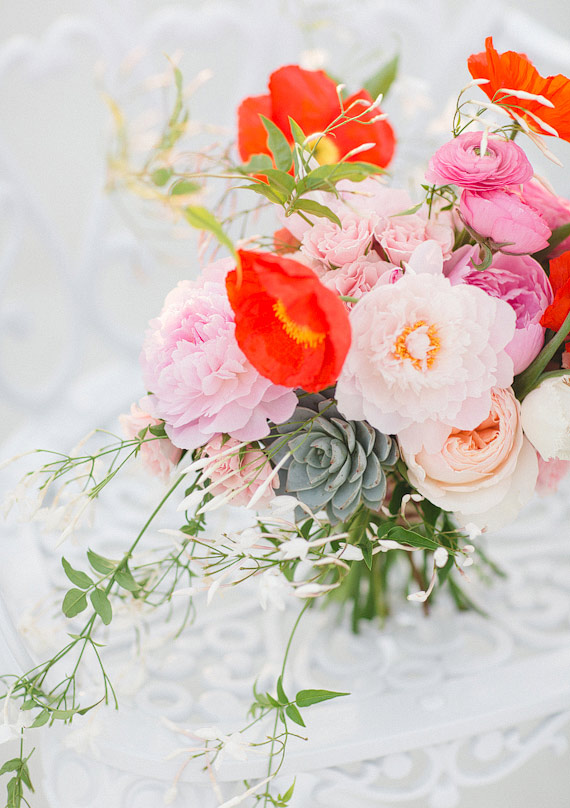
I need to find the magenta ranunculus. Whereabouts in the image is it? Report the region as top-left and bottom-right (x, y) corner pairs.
(140, 258), (298, 450)
(445, 246), (553, 374)
(520, 178), (570, 257)
(426, 132), (533, 191)
(460, 189), (551, 255)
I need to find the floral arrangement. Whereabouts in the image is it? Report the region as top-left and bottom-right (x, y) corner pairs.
(2, 36), (570, 808)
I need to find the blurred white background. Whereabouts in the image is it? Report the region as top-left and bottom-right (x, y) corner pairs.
(0, 2), (570, 806)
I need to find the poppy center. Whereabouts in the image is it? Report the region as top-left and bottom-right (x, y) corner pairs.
(273, 299), (326, 348)
(393, 320), (440, 370)
(307, 135), (341, 165)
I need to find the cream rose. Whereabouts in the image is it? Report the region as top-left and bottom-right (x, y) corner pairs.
(521, 375), (570, 461)
(403, 388), (539, 531)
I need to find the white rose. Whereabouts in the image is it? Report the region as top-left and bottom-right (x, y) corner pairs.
(521, 375), (570, 461)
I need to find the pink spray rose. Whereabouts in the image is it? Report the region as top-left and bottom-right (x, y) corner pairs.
(460, 189), (551, 255)
(376, 211), (454, 265)
(301, 210), (376, 268)
(140, 258), (298, 450)
(426, 132), (533, 191)
(319, 256), (401, 307)
(520, 179), (570, 257)
(120, 396), (182, 480)
(445, 246), (553, 374)
(201, 435), (278, 509)
(403, 387), (539, 531)
(335, 256), (516, 454)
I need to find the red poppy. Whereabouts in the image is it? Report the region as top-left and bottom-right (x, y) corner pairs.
(541, 250), (570, 331)
(225, 250), (351, 393)
(468, 37), (570, 141)
(237, 65), (395, 169)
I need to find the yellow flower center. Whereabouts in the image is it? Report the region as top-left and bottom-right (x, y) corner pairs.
(307, 135), (341, 165)
(393, 320), (440, 370)
(273, 299), (326, 349)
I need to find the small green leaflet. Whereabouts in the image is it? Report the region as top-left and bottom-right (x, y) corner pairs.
(237, 153), (274, 174)
(62, 558), (93, 590)
(170, 179), (201, 196)
(244, 182), (286, 205)
(115, 567), (140, 592)
(363, 53), (400, 101)
(151, 167), (172, 186)
(260, 115), (293, 172)
(289, 199), (342, 226)
(184, 205), (236, 258)
(285, 703), (305, 727)
(62, 588), (88, 618)
(90, 588), (113, 625)
(295, 689), (349, 707)
(87, 550), (117, 575)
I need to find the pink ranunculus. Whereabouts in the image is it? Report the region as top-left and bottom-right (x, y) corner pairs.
(140, 258), (298, 451)
(119, 396), (182, 480)
(426, 132), (533, 191)
(300, 210), (377, 269)
(201, 435), (278, 509)
(445, 246), (553, 374)
(520, 178), (570, 257)
(335, 264), (516, 454)
(535, 455), (570, 496)
(319, 256), (401, 307)
(403, 388), (539, 532)
(460, 189), (551, 255)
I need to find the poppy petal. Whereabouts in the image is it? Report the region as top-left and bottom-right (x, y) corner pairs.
(334, 90), (396, 168)
(268, 65), (339, 137)
(237, 93), (273, 161)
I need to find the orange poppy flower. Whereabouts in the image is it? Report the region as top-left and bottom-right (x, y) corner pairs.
(468, 37), (570, 141)
(225, 250), (351, 393)
(237, 65), (395, 169)
(541, 250), (570, 331)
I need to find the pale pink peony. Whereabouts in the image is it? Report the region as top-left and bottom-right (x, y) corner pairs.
(140, 258), (298, 450)
(426, 132), (533, 191)
(460, 189), (551, 255)
(201, 435), (278, 509)
(520, 179), (570, 257)
(402, 388), (539, 531)
(319, 256), (401, 307)
(119, 396), (182, 480)
(535, 455), (570, 496)
(445, 246), (553, 374)
(335, 262), (516, 454)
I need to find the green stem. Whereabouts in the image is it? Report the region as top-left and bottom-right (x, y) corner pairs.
(513, 309), (570, 399)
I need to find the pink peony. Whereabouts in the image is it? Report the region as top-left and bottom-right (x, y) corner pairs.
(335, 261), (516, 454)
(319, 256), (401, 307)
(301, 211), (376, 268)
(535, 455), (570, 496)
(376, 211), (454, 265)
(520, 179), (570, 257)
(201, 435), (278, 509)
(445, 246), (553, 374)
(426, 132), (533, 191)
(140, 258), (298, 450)
(460, 189), (551, 255)
(403, 388), (539, 531)
(119, 396), (182, 480)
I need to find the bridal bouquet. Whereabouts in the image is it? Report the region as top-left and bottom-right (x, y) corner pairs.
(2, 36), (570, 807)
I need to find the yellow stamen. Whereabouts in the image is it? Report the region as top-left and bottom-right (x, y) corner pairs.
(273, 299), (326, 348)
(307, 135), (341, 165)
(393, 320), (440, 370)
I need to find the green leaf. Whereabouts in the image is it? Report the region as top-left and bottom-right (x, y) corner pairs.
(18, 764), (33, 792)
(280, 780), (296, 804)
(364, 53), (399, 100)
(170, 179), (201, 196)
(184, 205), (236, 257)
(276, 675), (288, 705)
(236, 153), (274, 174)
(289, 199), (342, 226)
(150, 167), (172, 187)
(295, 689), (349, 707)
(260, 115), (293, 172)
(533, 221), (570, 262)
(0, 760), (22, 777)
(50, 707), (79, 720)
(296, 161), (383, 195)
(87, 550), (117, 575)
(469, 243), (493, 271)
(261, 168), (296, 196)
(390, 201), (424, 217)
(62, 589), (88, 618)
(243, 182), (286, 205)
(386, 526), (440, 551)
(6, 776), (23, 808)
(31, 709), (50, 729)
(62, 558), (93, 590)
(90, 588), (113, 625)
(115, 568), (140, 592)
(266, 692), (281, 709)
(148, 423), (166, 437)
(360, 538), (373, 570)
(285, 703), (306, 727)
(288, 117), (306, 146)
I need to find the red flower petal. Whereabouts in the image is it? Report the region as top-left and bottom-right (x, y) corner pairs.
(226, 250), (351, 392)
(541, 277), (570, 331)
(333, 89), (396, 168)
(549, 250), (570, 294)
(273, 227), (300, 254)
(237, 93), (273, 161)
(468, 37), (570, 141)
(268, 65), (339, 138)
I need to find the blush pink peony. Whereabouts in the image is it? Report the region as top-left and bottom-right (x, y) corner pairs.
(460, 189), (551, 255)
(140, 258), (298, 450)
(520, 179), (570, 257)
(445, 246), (553, 374)
(201, 435), (278, 509)
(335, 261), (516, 454)
(119, 396), (182, 480)
(426, 132), (533, 191)
(403, 388), (539, 531)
